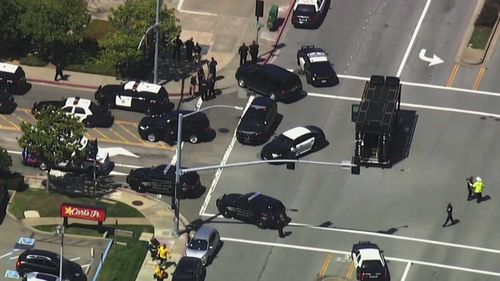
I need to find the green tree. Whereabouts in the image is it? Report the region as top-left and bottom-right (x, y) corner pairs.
(18, 107), (85, 190)
(98, 0), (181, 77)
(0, 0), (22, 46)
(0, 147), (12, 175)
(16, 0), (89, 57)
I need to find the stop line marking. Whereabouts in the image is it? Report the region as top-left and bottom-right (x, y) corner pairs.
(221, 236), (500, 277)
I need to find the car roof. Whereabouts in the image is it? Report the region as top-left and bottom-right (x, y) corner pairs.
(0, 62), (19, 74)
(124, 81), (162, 94)
(243, 192), (284, 210)
(296, 0), (317, 6)
(65, 97), (91, 108)
(22, 249), (58, 258)
(306, 50), (329, 63)
(282, 126), (311, 140)
(193, 225), (217, 240)
(359, 248), (382, 261)
(177, 256), (201, 269)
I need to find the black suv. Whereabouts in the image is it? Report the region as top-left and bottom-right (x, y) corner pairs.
(0, 82), (15, 114)
(16, 249), (86, 281)
(297, 45), (339, 87)
(216, 192), (291, 229)
(127, 164), (202, 198)
(95, 80), (174, 115)
(237, 97), (280, 145)
(138, 110), (212, 144)
(235, 64), (303, 101)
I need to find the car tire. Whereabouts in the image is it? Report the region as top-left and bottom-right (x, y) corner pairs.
(84, 119), (93, 128)
(269, 92), (277, 100)
(147, 132), (157, 142)
(39, 162), (47, 170)
(222, 209), (231, 218)
(189, 135), (198, 144)
(257, 220), (265, 229)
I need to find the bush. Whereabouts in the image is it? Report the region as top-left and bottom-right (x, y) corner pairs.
(19, 54), (48, 66)
(65, 59), (117, 76)
(475, 0), (500, 27)
(0, 172), (25, 191)
(84, 19), (116, 41)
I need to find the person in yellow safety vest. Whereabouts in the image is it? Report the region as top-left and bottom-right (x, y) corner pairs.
(158, 244), (171, 264)
(154, 264), (168, 281)
(473, 176), (485, 203)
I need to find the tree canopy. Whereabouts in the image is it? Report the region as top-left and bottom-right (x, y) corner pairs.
(18, 107), (86, 167)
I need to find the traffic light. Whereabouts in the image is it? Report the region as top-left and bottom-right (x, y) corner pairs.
(255, 0), (264, 17)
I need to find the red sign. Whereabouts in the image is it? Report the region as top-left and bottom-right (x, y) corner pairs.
(60, 203), (106, 222)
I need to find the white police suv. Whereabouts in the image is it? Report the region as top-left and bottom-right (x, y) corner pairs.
(292, 0), (328, 28)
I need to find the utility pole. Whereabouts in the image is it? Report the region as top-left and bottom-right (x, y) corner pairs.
(154, 0), (160, 84)
(255, 0), (264, 44)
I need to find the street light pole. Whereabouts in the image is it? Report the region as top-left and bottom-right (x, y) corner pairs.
(57, 225), (65, 280)
(172, 105), (244, 237)
(154, 0), (160, 84)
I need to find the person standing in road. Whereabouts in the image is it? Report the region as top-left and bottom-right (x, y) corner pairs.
(194, 42), (202, 64)
(189, 75), (198, 96)
(249, 40), (259, 64)
(473, 176), (485, 203)
(173, 35), (183, 61)
(442, 203), (454, 227)
(206, 74), (215, 99)
(197, 66), (206, 93)
(54, 60), (64, 81)
(466, 176), (474, 201)
(185, 37), (195, 61)
(238, 42), (249, 65)
(208, 57), (218, 79)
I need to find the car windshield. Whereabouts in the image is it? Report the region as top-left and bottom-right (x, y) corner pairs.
(310, 61), (332, 72)
(245, 105), (267, 121)
(188, 239), (208, 250)
(274, 135), (293, 147)
(361, 260), (383, 269)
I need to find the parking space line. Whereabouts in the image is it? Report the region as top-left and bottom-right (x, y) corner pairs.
(401, 262), (412, 281)
(108, 128), (131, 143)
(8, 256), (18, 260)
(70, 257), (81, 261)
(115, 120), (138, 126)
(446, 63), (460, 87)
(89, 128), (112, 140)
(117, 123), (144, 143)
(0, 115), (20, 130)
(12, 112), (28, 125)
(0, 125), (19, 132)
(319, 254), (333, 277)
(221, 237), (500, 277)
(0, 252), (12, 259)
(472, 66), (486, 90)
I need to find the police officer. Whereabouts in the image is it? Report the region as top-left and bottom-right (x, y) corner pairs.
(54, 60), (64, 81)
(173, 35), (183, 61)
(238, 42), (249, 65)
(206, 74), (215, 100)
(194, 42), (202, 64)
(147, 237), (160, 260)
(185, 37), (195, 61)
(442, 203), (454, 227)
(249, 40), (259, 64)
(466, 176), (474, 201)
(473, 176), (485, 203)
(208, 57), (218, 79)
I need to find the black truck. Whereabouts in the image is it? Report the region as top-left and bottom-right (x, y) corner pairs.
(352, 75), (401, 168)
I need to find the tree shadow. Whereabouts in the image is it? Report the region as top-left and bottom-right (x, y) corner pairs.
(47, 172), (120, 198)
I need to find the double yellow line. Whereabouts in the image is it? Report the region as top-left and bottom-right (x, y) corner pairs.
(472, 66), (487, 90)
(319, 254), (333, 277)
(447, 63), (460, 87)
(346, 261), (355, 279)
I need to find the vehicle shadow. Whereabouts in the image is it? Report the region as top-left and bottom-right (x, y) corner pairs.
(390, 110), (418, 167)
(13, 83), (32, 95)
(280, 91), (307, 104)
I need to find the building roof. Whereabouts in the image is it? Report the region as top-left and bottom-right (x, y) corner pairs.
(124, 81), (162, 94)
(282, 126), (311, 140)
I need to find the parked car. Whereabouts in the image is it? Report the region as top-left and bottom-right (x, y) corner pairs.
(21, 137), (114, 176)
(0, 62), (27, 93)
(32, 97), (114, 128)
(297, 45), (339, 87)
(0, 82), (16, 114)
(138, 110), (212, 144)
(260, 126), (326, 160)
(94, 80), (174, 115)
(25, 272), (61, 281)
(216, 192), (291, 229)
(237, 97), (280, 145)
(16, 249), (86, 281)
(291, 0), (328, 28)
(127, 164), (202, 198)
(185, 225), (221, 266)
(351, 241), (388, 281)
(235, 64), (303, 101)
(172, 257), (204, 281)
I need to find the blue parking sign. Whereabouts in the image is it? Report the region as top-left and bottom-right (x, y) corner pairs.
(17, 237), (35, 246)
(5, 270), (19, 279)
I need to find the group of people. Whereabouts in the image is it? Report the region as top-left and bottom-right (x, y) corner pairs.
(147, 238), (172, 281)
(189, 57), (218, 101)
(238, 41), (260, 65)
(442, 176), (487, 227)
(172, 35), (203, 64)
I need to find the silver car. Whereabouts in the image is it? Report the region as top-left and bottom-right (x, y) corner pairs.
(185, 225), (221, 266)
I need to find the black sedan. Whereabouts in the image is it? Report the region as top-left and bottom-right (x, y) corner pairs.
(138, 110), (212, 144)
(16, 249), (86, 281)
(32, 97), (114, 128)
(216, 192), (291, 229)
(127, 164), (202, 198)
(297, 45), (339, 87)
(237, 97), (280, 145)
(261, 126), (327, 160)
(235, 64), (303, 101)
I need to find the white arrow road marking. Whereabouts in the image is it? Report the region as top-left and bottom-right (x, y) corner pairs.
(418, 49), (444, 66)
(99, 147), (139, 158)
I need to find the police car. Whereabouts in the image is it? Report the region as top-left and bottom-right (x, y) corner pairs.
(0, 62), (27, 94)
(296, 45), (339, 87)
(94, 80), (174, 115)
(291, 0), (328, 28)
(32, 97), (114, 128)
(351, 242), (388, 281)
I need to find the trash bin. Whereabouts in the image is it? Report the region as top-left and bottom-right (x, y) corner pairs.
(267, 4), (279, 31)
